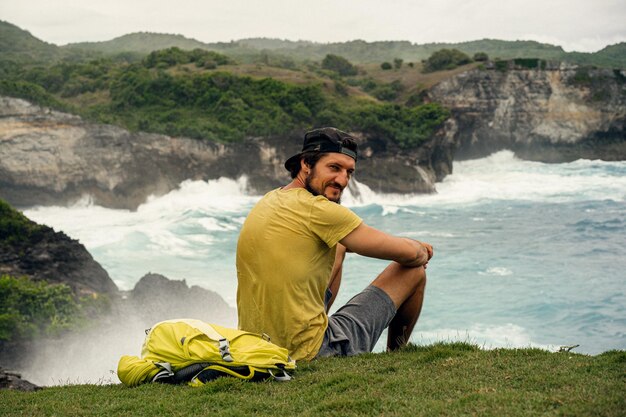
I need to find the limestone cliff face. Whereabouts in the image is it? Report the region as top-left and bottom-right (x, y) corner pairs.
(0, 96), (449, 209)
(427, 66), (626, 162)
(0, 97), (235, 209)
(4, 65), (622, 211)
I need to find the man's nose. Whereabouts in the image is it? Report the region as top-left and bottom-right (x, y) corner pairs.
(335, 171), (350, 186)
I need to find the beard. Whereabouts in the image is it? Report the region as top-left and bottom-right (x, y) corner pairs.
(304, 169), (343, 204)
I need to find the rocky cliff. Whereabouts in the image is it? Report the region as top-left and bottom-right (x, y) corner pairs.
(2, 64), (624, 211)
(0, 199), (117, 296)
(427, 65), (626, 162)
(0, 96), (450, 210)
(125, 273), (235, 326)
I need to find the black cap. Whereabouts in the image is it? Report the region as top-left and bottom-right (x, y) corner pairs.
(284, 127), (358, 171)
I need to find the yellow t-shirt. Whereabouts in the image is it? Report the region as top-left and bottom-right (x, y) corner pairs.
(236, 188), (362, 360)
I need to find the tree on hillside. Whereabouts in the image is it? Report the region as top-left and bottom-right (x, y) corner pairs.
(473, 52), (489, 62)
(143, 47), (231, 69)
(381, 62), (392, 70)
(422, 49), (472, 73)
(393, 58), (403, 69)
(321, 54), (358, 76)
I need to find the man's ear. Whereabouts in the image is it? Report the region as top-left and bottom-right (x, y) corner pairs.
(300, 158), (310, 174)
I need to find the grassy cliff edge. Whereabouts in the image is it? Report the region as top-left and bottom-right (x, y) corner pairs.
(1, 342), (624, 416)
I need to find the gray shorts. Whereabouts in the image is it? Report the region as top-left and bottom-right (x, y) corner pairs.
(316, 285), (397, 358)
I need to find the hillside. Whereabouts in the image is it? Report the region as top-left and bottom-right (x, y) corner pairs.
(2, 20), (624, 68)
(1, 343), (624, 415)
(0, 20), (62, 63)
(66, 34), (626, 67)
(0, 41), (451, 146)
(64, 32), (212, 55)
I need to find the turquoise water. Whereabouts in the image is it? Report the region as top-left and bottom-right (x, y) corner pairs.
(25, 151), (626, 355)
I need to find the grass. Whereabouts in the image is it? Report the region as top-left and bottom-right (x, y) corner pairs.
(360, 62), (480, 101)
(1, 342), (624, 416)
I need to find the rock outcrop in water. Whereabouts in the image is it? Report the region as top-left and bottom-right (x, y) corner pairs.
(427, 65), (626, 162)
(125, 273), (235, 326)
(0, 96), (450, 210)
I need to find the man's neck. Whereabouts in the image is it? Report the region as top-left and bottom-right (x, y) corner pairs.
(282, 176), (306, 191)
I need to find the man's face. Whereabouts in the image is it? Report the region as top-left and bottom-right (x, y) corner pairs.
(304, 153), (355, 203)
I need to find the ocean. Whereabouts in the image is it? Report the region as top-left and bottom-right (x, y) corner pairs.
(24, 150), (626, 358)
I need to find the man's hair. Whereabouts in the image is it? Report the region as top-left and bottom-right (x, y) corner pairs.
(288, 137), (357, 179)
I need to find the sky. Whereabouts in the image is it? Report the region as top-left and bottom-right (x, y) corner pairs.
(2, 0), (625, 53)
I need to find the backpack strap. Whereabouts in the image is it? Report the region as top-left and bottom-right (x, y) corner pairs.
(268, 369), (292, 382)
(181, 319), (234, 363)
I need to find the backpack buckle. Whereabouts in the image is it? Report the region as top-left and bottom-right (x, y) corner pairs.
(218, 338), (233, 362)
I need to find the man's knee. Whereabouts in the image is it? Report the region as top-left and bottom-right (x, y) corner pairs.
(371, 262), (426, 308)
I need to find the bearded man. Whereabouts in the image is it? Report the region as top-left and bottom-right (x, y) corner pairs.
(236, 127), (433, 360)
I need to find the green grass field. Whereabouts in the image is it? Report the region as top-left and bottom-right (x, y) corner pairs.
(2, 343), (624, 416)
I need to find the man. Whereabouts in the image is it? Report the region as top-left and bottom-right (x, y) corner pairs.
(236, 127), (432, 361)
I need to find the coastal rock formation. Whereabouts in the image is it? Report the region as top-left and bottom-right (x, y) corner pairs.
(427, 65), (626, 162)
(0, 202), (118, 296)
(2, 63), (624, 212)
(0, 96), (448, 210)
(0, 368), (40, 391)
(125, 273), (236, 327)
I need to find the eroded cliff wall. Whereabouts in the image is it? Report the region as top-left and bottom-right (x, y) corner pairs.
(0, 96), (450, 209)
(428, 66), (626, 162)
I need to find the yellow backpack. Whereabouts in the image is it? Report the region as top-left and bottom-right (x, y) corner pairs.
(117, 318), (296, 387)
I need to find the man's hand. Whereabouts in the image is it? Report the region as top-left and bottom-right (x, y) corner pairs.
(417, 241), (433, 268)
(400, 239), (432, 268)
(421, 241), (433, 260)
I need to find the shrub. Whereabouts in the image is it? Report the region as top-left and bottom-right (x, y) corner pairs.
(334, 80), (348, 96)
(393, 58), (403, 69)
(0, 198), (46, 248)
(422, 49), (472, 73)
(348, 102), (449, 148)
(371, 80), (404, 101)
(143, 47), (231, 69)
(321, 54), (358, 76)
(0, 80), (71, 111)
(0, 275), (82, 342)
(513, 58), (544, 69)
(381, 62), (392, 70)
(495, 60), (509, 72)
(473, 52), (489, 62)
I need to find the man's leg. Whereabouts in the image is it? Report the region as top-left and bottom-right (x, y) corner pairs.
(370, 262), (427, 351)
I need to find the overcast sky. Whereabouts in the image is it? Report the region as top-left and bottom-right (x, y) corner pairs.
(2, 0), (625, 52)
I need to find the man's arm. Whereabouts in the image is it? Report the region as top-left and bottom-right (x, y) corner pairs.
(340, 223), (432, 267)
(326, 244), (347, 311)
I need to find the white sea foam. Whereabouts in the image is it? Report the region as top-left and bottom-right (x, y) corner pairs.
(413, 323), (555, 351)
(343, 151), (626, 208)
(479, 267), (514, 277)
(24, 177), (256, 248)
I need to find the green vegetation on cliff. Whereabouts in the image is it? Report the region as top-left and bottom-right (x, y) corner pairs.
(0, 198), (46, 248)
(1, 20), (622, 148)
(1, 343), (624, 416)
(0, 45), (450, 146)
(0, 200), (112, 348)
(422, 49), (472, 73)
(0, 275), (82, 342)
